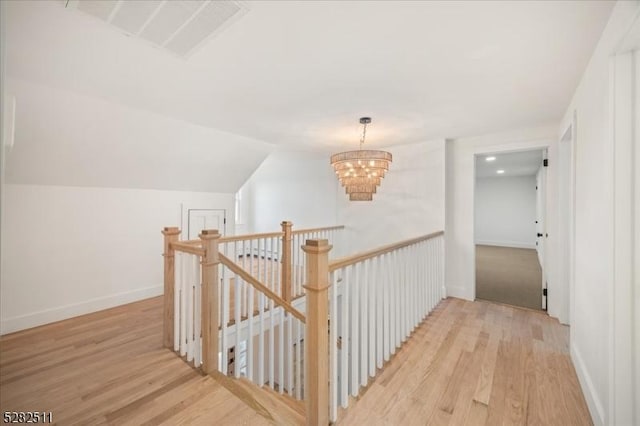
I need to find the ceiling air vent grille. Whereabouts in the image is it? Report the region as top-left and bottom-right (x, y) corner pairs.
(66, 0), (248, 58)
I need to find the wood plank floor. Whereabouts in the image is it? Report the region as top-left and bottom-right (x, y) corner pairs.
(0, 297), (273, 425)
(338, 298), (592, 425)
(1, 296), (591, 425)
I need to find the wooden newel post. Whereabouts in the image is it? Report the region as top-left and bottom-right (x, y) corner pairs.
(200, 229), (221, 375)
(162, 227), (181, 349)
(302, 239), (332, 426)
(281, 221), (293, 302)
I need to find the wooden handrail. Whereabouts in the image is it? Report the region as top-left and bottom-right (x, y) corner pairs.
(218, 253), (306, 324)
(292, 225), (345, 235)
(328, 230), (444, 272)
(171, 241), (205, 256)
(174, 226), (343, 245)
(218, 231), (283, 244)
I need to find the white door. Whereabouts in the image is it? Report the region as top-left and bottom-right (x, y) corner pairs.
(187, 209), (226, 240)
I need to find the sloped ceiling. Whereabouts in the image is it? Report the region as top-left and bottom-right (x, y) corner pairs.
(3, 1), (614, 190)
(4, 79), (272, 192)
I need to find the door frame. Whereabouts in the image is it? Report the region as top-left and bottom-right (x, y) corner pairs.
(472, 142), (550, 310)
(559, 117), (576, 328)
(535, 149), (549, 310)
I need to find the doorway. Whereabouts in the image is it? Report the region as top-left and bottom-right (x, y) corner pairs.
(474, 149), (547, 310)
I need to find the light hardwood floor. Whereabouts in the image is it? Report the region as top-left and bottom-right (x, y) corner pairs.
(0, 297), (273, 425)
(339, 298), (592, 425)
(0, 296), (591, 425)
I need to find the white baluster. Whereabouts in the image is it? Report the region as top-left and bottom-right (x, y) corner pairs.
(180, 253), (187, 357)
(437, 235), (445, 299)
(269, 297), (275, 389)
(187, 254), (196, 362)
(368, 257), (375, 378)
(242, 240), (247, 317)
(350, 262), (359, 396)
(258, 292), (265, 386)
(257, 238), (261, 285)
(279, 307), (285, 394)
(174, 252), (181, 352)
(194, 254), (202, 367)
(287, 313), (293, 396)
(431, 239), (436, 309)
(360, 259), (368, 387)
(221, 267), (229, 375)
(295, 318), (301, 399)
(395, 249), (402, 349)
(400, 247), (406, 342)
(234, 268), (241, 378)
(376, 255), (383, 369)
(329, 271), (338, 421)
(383, 253), (390, 362)
(247, 282), (254, 383)
(340, 266), (350, 408)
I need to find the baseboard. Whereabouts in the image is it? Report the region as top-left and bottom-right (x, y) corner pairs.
(475, 240), (536, 249)
(571, 344), (605, 425)
(445, 283), (473, 301)
(0, 285), (163, 335)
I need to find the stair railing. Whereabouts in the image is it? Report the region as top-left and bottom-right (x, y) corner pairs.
(161, 222), (344, 397)
(301, 231), (445, 424)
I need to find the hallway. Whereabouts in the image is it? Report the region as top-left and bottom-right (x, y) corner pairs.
(339, 298), (590, 425)
(1, 296), (590, 425)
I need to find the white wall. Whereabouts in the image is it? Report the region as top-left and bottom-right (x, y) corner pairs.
(337, 139), (445, 255)
(0, 2), (6, 317)
(0, 184), (234, 334)
(240, 150), (338, 234)
(0, 76), (275, 334)
(556, 2), (640, 425)
(445, 125), (556, 301)
(474, 175), (537, 249)
(239, 140), (446, 259)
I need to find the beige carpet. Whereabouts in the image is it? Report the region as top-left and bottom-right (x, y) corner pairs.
(475, 245), (543, 310)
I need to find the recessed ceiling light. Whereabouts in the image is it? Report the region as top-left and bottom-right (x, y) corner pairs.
(485, 156), (496, 162)
(496, 169), (505, 174)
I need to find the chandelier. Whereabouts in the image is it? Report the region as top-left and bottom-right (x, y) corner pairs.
(330, 117), (392, 201)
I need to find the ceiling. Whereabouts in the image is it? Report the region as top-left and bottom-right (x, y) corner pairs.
(475, 150), (544, 178)
(5, 1), (614, 151)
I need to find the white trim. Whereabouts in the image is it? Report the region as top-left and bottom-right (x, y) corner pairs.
(475, 240), (536, 250)
(609, 47), (637, 426)
(572, 344), (605, 426)
(471, 140), (551, 302)
(0, 285), (163, 335)
(446, 284), (470, 300)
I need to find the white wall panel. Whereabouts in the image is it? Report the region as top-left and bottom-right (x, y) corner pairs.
(0, 184), (233, 334)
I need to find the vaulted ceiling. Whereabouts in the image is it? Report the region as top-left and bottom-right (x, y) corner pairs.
(6, 1), (614, 152)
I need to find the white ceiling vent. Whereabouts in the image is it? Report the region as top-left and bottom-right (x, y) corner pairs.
(66, 0), (248, 57)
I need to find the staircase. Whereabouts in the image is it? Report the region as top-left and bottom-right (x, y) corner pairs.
(212, 372), (305, 425)
(161, 222), (445, 424)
